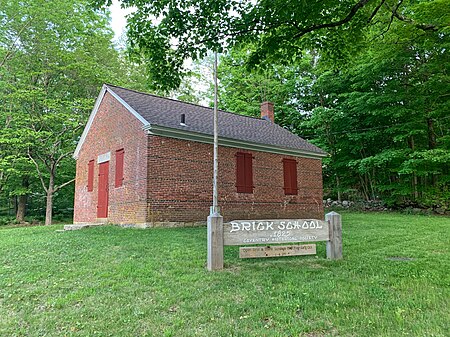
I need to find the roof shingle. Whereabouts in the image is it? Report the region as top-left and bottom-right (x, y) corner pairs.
(107, 84), (326, 156)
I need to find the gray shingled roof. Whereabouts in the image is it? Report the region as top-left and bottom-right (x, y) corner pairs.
(107, 84), (326, 156)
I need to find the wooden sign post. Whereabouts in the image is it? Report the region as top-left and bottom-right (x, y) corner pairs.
(326, 211), (342, 260)
(207, 209), (223, 271)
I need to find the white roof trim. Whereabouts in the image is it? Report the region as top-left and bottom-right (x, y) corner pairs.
(73, 85), (150, 159)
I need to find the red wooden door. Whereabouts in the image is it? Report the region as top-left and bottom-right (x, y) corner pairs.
(97, 161), (109, 218)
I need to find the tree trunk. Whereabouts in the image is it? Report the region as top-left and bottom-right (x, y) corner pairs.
(16, 195), (27, 222)
(16, 176), (29, 222)
(366, 173), (375, 200)
(408, 136), (419, 200)
(359, 175), (369, 201)
(412, 173), (419, 201)
(427, 117), (438, 186)
(427, 118), (437, 149)
(45, 175), (54, 225)
(336, 175), (342, 202)
(369, 168), (376, 200)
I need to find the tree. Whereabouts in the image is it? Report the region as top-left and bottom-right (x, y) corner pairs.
(216, 46), (318, 129)
(205, 1), (449, 208)
(94, 0), (448, 91)
(0, 0), (134, 224)
(300, 3), (450, 207)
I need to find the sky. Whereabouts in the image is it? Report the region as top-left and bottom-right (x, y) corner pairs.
(107, 0), (213, 103)
(109, 0), (133, 42)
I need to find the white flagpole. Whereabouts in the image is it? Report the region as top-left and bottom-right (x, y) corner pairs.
(212, 51), (219, 215)
(207, 50), (223, 271)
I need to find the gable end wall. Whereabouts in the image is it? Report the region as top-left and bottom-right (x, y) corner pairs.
(73, 92), (148, 224)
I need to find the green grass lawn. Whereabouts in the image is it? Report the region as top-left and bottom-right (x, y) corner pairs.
(1, 212), (449, 336)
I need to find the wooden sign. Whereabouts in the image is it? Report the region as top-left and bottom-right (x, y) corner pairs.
(223, 219), (329, 246)
(206, 212), (342, 271)
(240, 244), (316, 258)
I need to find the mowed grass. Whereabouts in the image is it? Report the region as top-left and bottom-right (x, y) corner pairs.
(0, 213), (449, 337)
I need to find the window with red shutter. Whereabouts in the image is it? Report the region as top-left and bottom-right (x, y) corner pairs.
(236, 152), (253, 193)
(87, 160), (94, 192)
(283, 159), (298, 195)
(115, 149), (124, 187)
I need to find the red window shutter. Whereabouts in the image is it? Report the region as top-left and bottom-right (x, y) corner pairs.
(236, 153), (246, 193)
(283, 159), (298, 195)
(236, 152), (253, 193)
(115, 149), (124, 187)
(283, 160), (291, 194)
(290, 160), (298, 194)
(87, 160), (94, 192)
(244, 153), (253, 193)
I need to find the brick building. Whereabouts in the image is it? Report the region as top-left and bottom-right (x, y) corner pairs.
(73, 84), (327, 226)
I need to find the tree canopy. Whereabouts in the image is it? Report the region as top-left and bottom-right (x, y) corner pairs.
(214, 1), (450, 208)
(1, 0), (448, 222)
(95, 0), (449, 91)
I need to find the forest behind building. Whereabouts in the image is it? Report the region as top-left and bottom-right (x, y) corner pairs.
(0, 0), (448, 224)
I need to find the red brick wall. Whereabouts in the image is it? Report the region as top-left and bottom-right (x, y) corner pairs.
(74, 92), (148, 224)
(75, 92), (324, 225)
(147, 136), (323, 223)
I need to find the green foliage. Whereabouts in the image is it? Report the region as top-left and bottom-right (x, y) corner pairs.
(217, 46), (316, 130)
(1, 212), (449, 335)
(94, 0), (450, 91)
(0, 0), (114, 223)
(2, 0), (447, 215)
(0, 216), (15, 226)
(314, 0), (449, 206)
(213, 1), (449, 207)
(0, 0), (148, 222)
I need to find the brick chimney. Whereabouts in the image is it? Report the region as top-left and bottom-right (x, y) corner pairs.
(260, 101), (274, 122)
